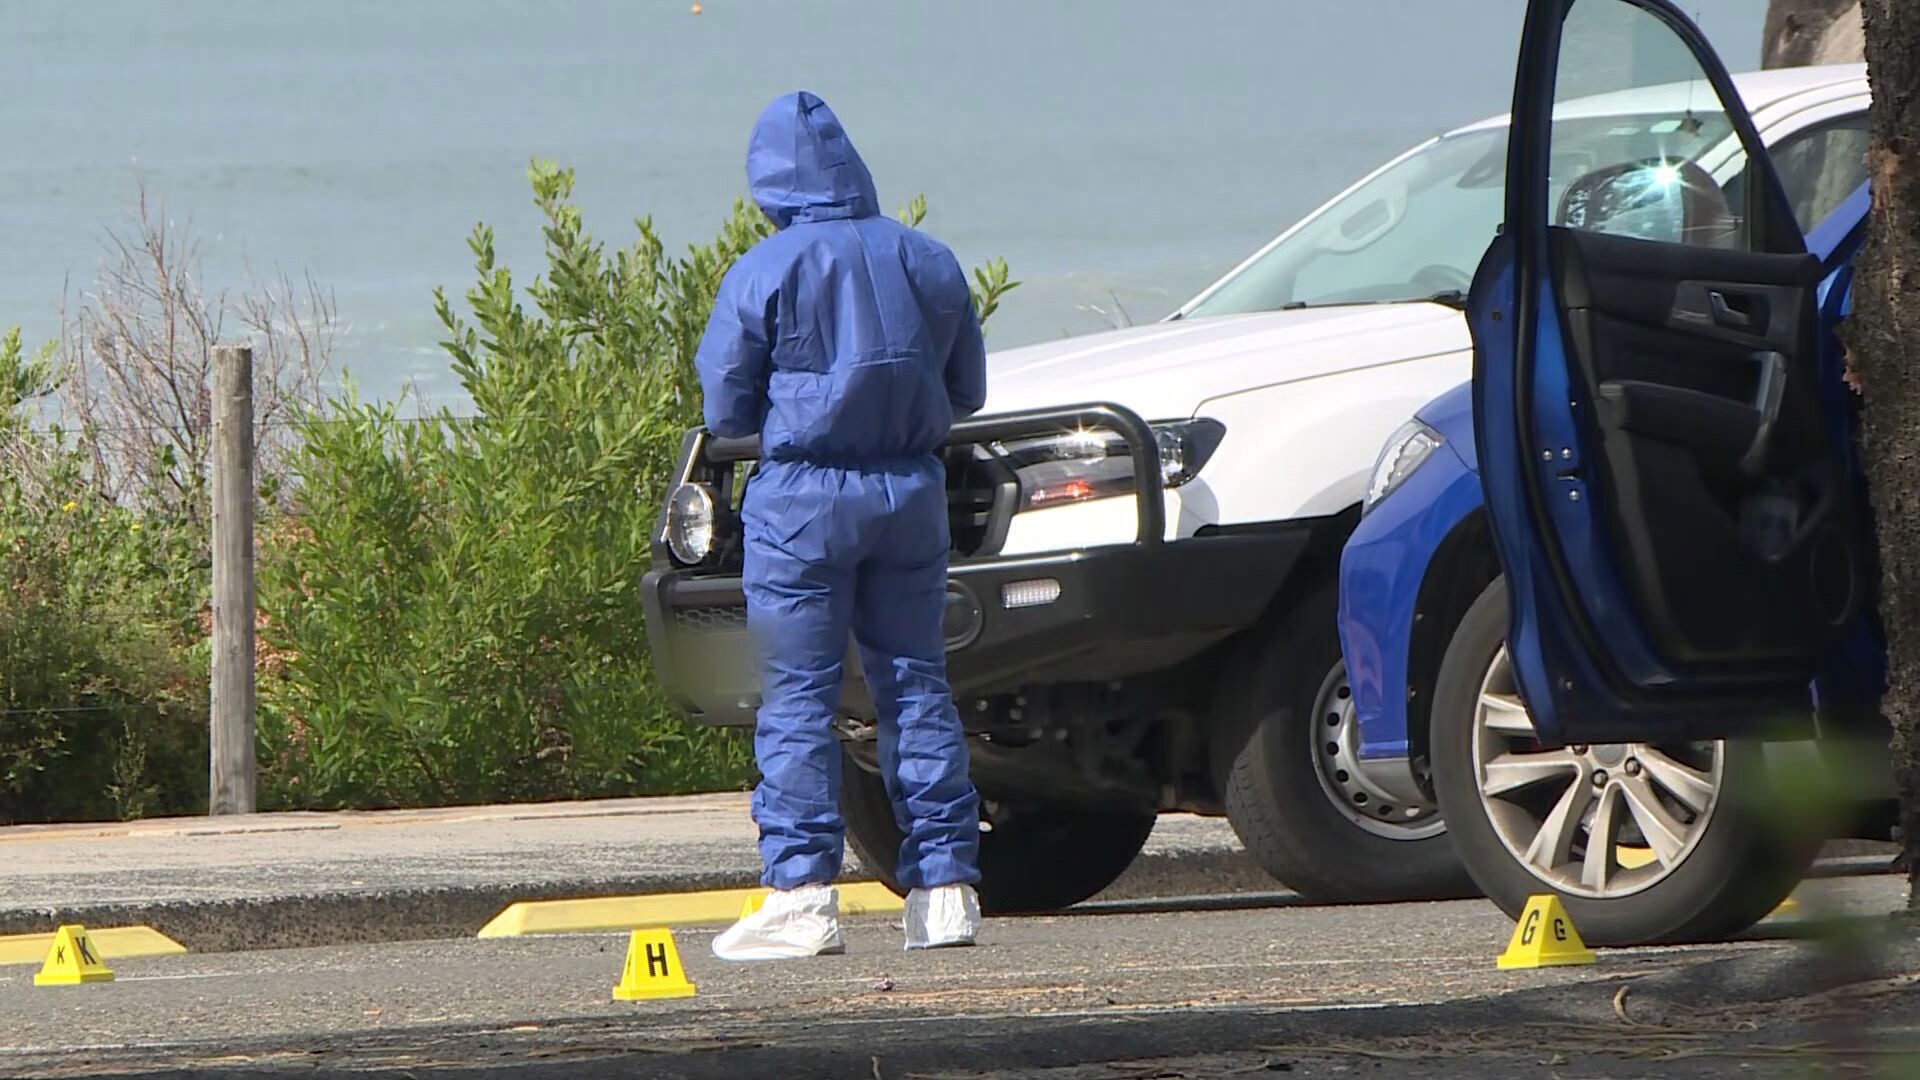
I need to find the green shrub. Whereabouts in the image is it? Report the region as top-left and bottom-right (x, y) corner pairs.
(0, 328), (208, 824)
(0, 190), (331, 823)
(259, 163), (1014, 809)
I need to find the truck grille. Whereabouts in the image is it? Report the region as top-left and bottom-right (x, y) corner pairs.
(686, 441), (1017, 572)
(716, 451), (1008, 563)
(945, 445), (1009, 558)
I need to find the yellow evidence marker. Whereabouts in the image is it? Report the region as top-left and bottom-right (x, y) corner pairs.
(34, 925), (115, 986)
(739, 890), (767, 920)
(612, 928), (696, 1001)
(1497, 895), (1596, 970)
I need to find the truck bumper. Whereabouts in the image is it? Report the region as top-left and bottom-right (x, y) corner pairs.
(644, 527), (1308, 727)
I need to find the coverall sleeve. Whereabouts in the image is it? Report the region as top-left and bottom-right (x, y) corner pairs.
(695, 264), (775, 439)
(945, 292), (988, 421)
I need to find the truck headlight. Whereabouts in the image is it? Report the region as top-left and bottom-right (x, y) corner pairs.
(665, 482), (717, 565)
(1364, 420), (1443, 513)
(995, 419), (1225, 512)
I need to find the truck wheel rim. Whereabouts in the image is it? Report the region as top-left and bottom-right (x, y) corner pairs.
(1309, 664), (1446, 841)
(1472, 645), (1723, 899)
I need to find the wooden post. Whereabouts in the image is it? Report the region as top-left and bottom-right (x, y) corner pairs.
(210, 344), (257, 815)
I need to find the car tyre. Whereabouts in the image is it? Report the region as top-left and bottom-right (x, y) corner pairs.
(1213, 584), (1478, 903)
(1429, 577), (1818, 946)
(840, 749), (1156, 914)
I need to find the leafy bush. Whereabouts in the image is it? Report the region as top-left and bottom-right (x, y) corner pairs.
(0, 189), (330, 824)
(259, 163), (1015, 809)
(0, 168), (1013, 818)
(0, 329), (208, 824)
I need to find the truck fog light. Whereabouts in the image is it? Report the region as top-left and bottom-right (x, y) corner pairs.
(665, 483), (716, 565)
(1001, 578), (1062, 609)
(942, 586), (984, 649)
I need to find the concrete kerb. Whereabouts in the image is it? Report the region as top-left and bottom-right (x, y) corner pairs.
(0, 783), (1890, 957)
(1, 851), (1893, 956)
(0, 848), (1278, 955)
(0, 872), (761, 955)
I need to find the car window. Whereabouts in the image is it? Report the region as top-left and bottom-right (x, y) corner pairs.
(1765, 113), (1871, 234)
(1260, 132), (1508, 311)
(1183, 131), (1508, 316)
(1185, 3), (1826, 321)
(1547, 1), (1760, 251)
(1182, 110), (1747, 319)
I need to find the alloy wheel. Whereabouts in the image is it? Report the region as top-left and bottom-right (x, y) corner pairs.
(1471, 645), (1724, 898)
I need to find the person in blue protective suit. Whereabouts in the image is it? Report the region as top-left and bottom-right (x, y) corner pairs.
(701, 91), (989, 961)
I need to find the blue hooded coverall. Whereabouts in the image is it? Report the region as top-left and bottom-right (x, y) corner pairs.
(695, 91), (987, 893)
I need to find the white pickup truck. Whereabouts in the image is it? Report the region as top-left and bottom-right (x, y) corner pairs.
(643, 62), (1872, 913)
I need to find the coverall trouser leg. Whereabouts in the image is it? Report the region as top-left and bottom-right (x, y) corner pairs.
(854, 464), (981, 891)
(741, 459), (980, 892)
(743, 466), (855, 890)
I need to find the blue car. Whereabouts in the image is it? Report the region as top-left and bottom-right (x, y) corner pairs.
(1338, 0), (1890, 946)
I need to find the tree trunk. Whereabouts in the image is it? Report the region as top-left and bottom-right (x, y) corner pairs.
(1847, 0), (1920, 905)
(1764, 0), (1865, 68)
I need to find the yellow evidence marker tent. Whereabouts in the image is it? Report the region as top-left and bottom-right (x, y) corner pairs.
(34, 925), (115, 986)
(613, 928), (696, 1001)
(1497, 895), (1596, 970)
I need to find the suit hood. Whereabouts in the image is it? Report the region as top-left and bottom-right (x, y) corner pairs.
(746, 91), (880, 228)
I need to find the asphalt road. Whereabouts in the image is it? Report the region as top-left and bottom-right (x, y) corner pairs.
(8, 875), (1914, 1079)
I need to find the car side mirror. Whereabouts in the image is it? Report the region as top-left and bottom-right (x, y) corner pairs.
(1556, 157), (1729, 245)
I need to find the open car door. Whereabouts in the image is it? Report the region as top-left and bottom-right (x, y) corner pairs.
(1471, 0), (1865, 746)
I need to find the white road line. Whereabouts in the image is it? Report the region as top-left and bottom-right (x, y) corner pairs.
(820, 999), (1420, 1026)
(84, 972), (244, 983)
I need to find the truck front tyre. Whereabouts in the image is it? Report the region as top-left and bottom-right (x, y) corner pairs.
(1213, 585), (1478, 903)
(840, 750), (1155, 914)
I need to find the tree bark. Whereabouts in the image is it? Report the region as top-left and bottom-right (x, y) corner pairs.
(1847, 0), (1920, 904)
(1764, 0), (1865, 68)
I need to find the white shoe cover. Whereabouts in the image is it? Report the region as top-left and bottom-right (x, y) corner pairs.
(713, 884), (845, 961)
(904, 884), (981, 950)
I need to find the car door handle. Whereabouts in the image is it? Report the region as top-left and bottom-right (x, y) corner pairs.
(1710, 289), (1757, 330)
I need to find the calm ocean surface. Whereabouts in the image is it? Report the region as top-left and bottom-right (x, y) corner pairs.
(2, 1), (1762, 409)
